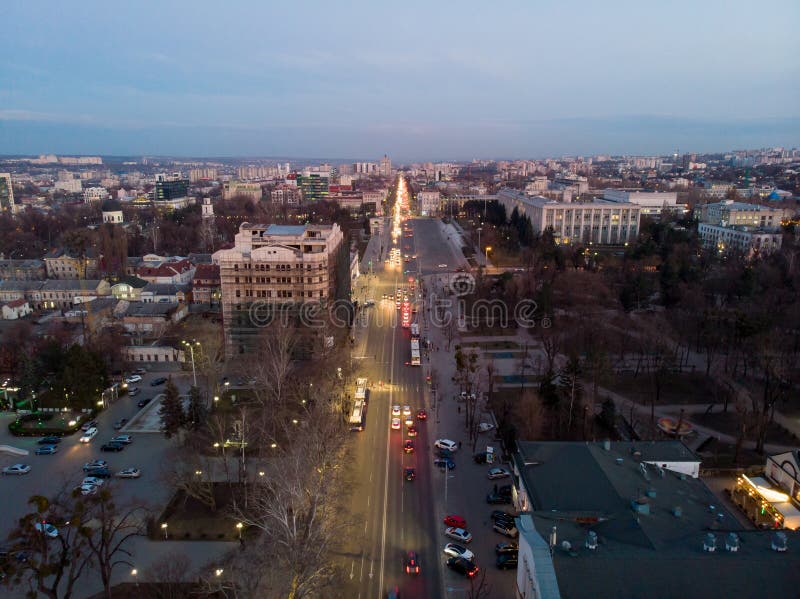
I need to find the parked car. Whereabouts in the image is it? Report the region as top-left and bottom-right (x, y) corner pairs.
(2, 464), (31, 475)
(79, 427), (98, 443)
(124, 375), (142, 384)
(434, 458), (456, 471)
(81, 420), (98, 432)
(491, 510), (517, 526)
(100, 442), (125, 452)
(445, 527), (472, 543)
(487, 467), (510, 480)
(446, 556), (478, 578)
(127, 387), (140, 397)
(34, 523), (58, 538)
(37, 436), (61, 445)
(134, 368), (147, 375)
(110, 435), (132, 444)
(495, 542), (519, 555)
(486, 492), (511, 505)
(137, 398), (152, 408)
(83, 460), (108, 471)
(78, 483), (98, 496)
(404, 467), (416, 481)
(404, 550), (420, 575)
(82, 476), (105, 487)
(477, 422), (495, 433)
(493, 522), (518, 538)
(443, 543), (474, 562)
(473, 452), (488, 464)
(436, 448), (454, 459)
(35, 445), (58, 455)
(434, 439), (458, 452)
(84, 467), (111, 478)
(151, 377), (167, 386)
(497, 484), (514, 498)
(496, 554), (518, 569)
(116, 468), (141, 479)
(113, 419), (128, 430)
(444, 515), (466, 528)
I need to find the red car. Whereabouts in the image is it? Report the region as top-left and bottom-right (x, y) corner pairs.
(403, 440), (414, 454)
(407, 426), (418, 437)
(444, 515), (467, 528)
(405, 550), (420, 574)
(416, 409), (427, 420)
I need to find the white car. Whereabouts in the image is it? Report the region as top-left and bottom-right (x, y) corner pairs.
(127, 387), (140, 397)
(478, 422), (495, 433)
(116, 468), (141, 479)
(34, 522), (59, 538)
(445, 527), (472, 543)
(83, 460), (107, 471)
(82, 476), (105, 487)
(435, 439), (458, 452)
(443, 543), (475, 562)
(391, 418), (402, 430)
(124, 375), (142, 384)
(438, 264), (448, 268)
(78, 483), (98, 496)
(391, 405), (401, 417)
(80, 427), (98, 443)
(402, 405), (412, 417)
(488, 467), (510, 480)
(2, 464), (31, 475)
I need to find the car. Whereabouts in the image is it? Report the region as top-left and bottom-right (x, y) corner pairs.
(404, 467), (416, 481)
(101, 442), (125, 452)
(496, 554), (518, 569)
(477, 422), (495, 433)
(446, 556), (478, 578)
(486, 493), (512, 505)
(407, 426), (417, 437)
(443, 543), (475, 561)
(78, 483), (98, 496)
(84, 467), (111, 478)
(491, 510), (516, 525)
(82, 476), (105, 487)
(438, 264), (448, 268)
(37, 436), (61, 445)
(134, 368), (147, 375)
(434, 457), (456, 470)
(124, 375), (142, 384)
(83, 460), (108, 471)
(497, 483), (514, 497)
(416, 409), (427, 420)
(445, 527), (472, 543)
(81, 420), (98, 431)
(391, 418), (401, 430)
(487, 467), (510, 480)
(127, 387), (140, 397)
(364, 299), (375, 307)
(151, 377), (167, 386)
(391, 405), (401, 417)
(137, 398), (152, 408)
(495, 542), (519, 555)
(403, 440), (414, 454)
(493, 522), (519, 538)
(35, 445), (58, 455)
(473, 452), (488, 464)
(113, 419), (128, 430)
(79, 427), (98, 443)
(436, 448), (454, 459)
(34, 523), (58, 538)
(404, 550), (420, 574)
(110, 435), (132, 444)
(434, 439), (458, 452)
(404, 416), (414, 428)
(444, 515), (467, 528)
(116, 468), (141, 479)
(402, 405), (411, 417)
(2, 464), (31, 475)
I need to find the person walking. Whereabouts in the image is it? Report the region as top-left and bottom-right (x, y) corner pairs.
(458, 440), (462, 449)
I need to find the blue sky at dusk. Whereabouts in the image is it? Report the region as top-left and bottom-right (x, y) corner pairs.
(1, 0), (798, 159)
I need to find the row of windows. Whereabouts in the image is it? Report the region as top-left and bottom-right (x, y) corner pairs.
(234, 289), (324, 299)
(232, 262), (325, 271)
(233, 276), (325, 284)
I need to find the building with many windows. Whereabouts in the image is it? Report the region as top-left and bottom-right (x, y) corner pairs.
(498, 188), (640, 245)
(0, 174), (20, 214)
(44, 247), (100, 279)
(213, 223), (348, 353)
(296, 173), (329, 202)
(603, 189), (683, 217)
(153, 173), (190, 208)
(698, 223), (783, 256)
(223, 181), (262, 202)
(699, 200), (788, 231)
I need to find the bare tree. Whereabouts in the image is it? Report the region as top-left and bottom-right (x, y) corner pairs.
(161, 449), (217, 511)
(143, 551), (193, 599)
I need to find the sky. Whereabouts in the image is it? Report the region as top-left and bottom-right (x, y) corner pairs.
(1, 0), (798, 160)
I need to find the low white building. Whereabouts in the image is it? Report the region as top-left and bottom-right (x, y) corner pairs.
(603, 189), (683, 217)
(83, 186), (109, 203)
(698, 223), (783, 256)
(2, 299), (32, 320)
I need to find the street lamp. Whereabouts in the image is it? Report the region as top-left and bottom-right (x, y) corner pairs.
(485, 245), (492, 264)
(236, 522), (243, 540)
(161, 522), (169, 540)
(182, 340), (200, 387)
(215, 568), (224, 577)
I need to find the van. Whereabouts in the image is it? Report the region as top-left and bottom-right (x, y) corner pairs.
(79, 427), (98, 443)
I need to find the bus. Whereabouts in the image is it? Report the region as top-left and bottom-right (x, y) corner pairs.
(350, 399), (366, 431)
(410, 323), (420, 339)
(355, 377), (368, 401)
(410, 339), (421, 366)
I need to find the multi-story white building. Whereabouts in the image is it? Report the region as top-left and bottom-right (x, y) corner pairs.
(270, 185), (302, 206)
(189, 168), (218, 182)
(213, 223), (347, 354)
(380, 155), (392, 177)
(83, 186), (109, 203)
(54, 178), (83, 193)
(699, 200), (788, 231)
(417, 191), (441, 216)
(698, 223), (783, 256)
(603, 189), (683, 217)
(223, 181), (262, 202)
(498, 188), (640, 245)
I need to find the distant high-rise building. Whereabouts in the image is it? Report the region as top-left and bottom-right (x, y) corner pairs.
(0, 174), (20, 214)
(296, 173), (329, 202)
(189, 168), (218, 182)
(380, 155), (392, 177)
(154, 173), (190, 208)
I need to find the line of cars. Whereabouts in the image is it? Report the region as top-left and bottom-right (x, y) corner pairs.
(392, 405), (427, 482)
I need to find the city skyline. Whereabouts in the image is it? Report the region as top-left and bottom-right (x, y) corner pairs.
(2, 0), (798, 159)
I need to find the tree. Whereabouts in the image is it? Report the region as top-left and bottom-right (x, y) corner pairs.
(158, 377), (185, 439)
(186, 385), (206, 431)
(558, 356), (583, 434)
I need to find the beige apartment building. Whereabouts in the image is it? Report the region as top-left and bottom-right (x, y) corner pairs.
(213, 223), (347, 353)
(699, 200), (789, 231)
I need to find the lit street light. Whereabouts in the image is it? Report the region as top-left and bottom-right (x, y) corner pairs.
(236, 522), (243, 540)
(161, 522), (169, 540)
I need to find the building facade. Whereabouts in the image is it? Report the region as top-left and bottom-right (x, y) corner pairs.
(603, 189), (682, 217)
(0, 174), (20, 214)
(418, 191), (442, 216)
(0, 259), (45, 280)
(153, 173), (190, 208)
(698, 223), (783, 256)
(223, 181), (263, 202)
(44, 248), (100, 279)
(498, 188), (640, 245)
(296, 174), (329, 202)
(700, 200), (787, 230)
(270, 185), (302, 206)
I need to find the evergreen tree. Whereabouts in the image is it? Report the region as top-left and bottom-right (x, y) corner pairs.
(158, 377), (185, 438)
(187, 385), (206, 431)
